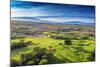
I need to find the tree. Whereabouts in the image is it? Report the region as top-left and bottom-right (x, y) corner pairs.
(87, 51), (95, 61)
(21, 53), (33, 65)
(64, 39), (72, 45)
(24, 41), (33, 46)
(81, 36), (89, 40)
(56, 27), (61, 34)
(59, 43), (63, 45)
(32, 47), (47, 65)
(39, 59), (48, 64)
(11, 59), (22, 66)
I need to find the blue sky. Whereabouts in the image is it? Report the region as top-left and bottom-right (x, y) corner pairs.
(11, 0), (95, 23)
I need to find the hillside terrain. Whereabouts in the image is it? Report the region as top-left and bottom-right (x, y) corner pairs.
(11, 20), (95, 66)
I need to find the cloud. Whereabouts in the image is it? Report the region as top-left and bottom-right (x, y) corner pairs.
(11, 7), (46, 17)
(11, 6), (63, 17)
(11, 1), (95, 23)
(38, 17), (94, 23)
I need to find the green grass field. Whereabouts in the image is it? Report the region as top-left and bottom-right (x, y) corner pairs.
(11, 35), (95, 66)
(11, 21), (95, 66)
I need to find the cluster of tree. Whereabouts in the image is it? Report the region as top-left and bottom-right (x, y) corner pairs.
(11, 35), (25, 39)
(11, 46), (56, 66)
(80, 36), (90, 40)
(11, 24), (38, 37)
(87, 51), (95, 61)
(46, 32), (78, 40)
(58, 38), (72, 46)
(11, 39), (33, 50)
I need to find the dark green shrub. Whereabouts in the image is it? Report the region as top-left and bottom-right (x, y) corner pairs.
(11, 59), (22, 66)
(79, 44), (85, 46)
(59, 43), (63, 45)
(21, 53), (33, 65)
(64, 39), (72, 45)
(80, 36), (89, 40)
(39, 59), (48, 64)
(11, 40), (33, 50)
(87, 51), (95, 61)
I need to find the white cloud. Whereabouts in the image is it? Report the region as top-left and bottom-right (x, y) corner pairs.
(11, 7), (48, 17)
(38, 17), (94, 23)
(11, 6), (63, 18)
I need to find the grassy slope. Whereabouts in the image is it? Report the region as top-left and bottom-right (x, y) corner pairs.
(11, 36), (95, 63)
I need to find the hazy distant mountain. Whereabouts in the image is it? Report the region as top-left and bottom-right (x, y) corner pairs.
(63, 21), (95, 25)
(63, 21), (83, 24)
(12, 17), (42, 22)
(11, 17), (95, 25)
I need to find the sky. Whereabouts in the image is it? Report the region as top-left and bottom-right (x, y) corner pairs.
(11, 0), (95, 23)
